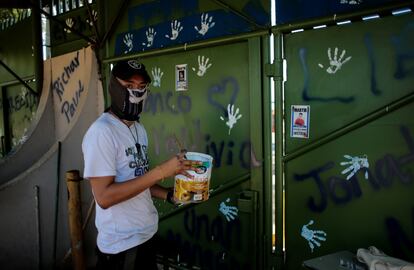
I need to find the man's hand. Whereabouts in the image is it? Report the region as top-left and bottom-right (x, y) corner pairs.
(157, 152), (202, 179)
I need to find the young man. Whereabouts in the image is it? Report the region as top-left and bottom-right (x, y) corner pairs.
(82, 59), (200, 270)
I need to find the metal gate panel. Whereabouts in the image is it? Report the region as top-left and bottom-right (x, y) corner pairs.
(130, 38), (265, 269)
(282, 13), (414, 270)
(275, 0), (411, 25)
(284, 14), (414, 154)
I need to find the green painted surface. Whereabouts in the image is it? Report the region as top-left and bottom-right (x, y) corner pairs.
(140, 41), (251, 189)
(283, 14), (414, 270)
(285, 103), (414, 269)
(0, 81), (38, 157)
(5, 82), (38, 150)
(284, 14), (414, 153)
(0, 17), (34, 82)
(0, 93), (3, 156)
(0, 16), (37, 156)
(157, 185), (254, 269)
(133, 41), (259, 268)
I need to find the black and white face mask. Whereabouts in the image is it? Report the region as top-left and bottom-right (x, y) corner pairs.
(109, 75), (149, 121)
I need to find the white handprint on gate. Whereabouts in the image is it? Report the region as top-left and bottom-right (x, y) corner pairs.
(340, 0), (363, 4)
(220, 104), (242, 135)
(64, 18), (74, 33)
(318, 47), (352, 74)
(86, 10), (98, 27)
(123, 33), (133, 54)
(192, 55), (212, 77)
(151, 67), (164, 87)
(142, 27), (156, 47)
(194, 13), (215, 36)
(165, 20), (183, 40)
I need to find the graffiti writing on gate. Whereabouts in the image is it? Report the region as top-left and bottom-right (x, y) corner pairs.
(9, 93), (37, 113)
(0, 90), (38, 113)
(300, 47), (355, 103)
(391, 22), (414, 80)
(207, 77), (239, 117)
(145, 76), (260, 169)
(385, 207), (414, 260)
(51, 51), (85, 124)
(160, 208), (251, 269)
(144, 91), (191, 115)
(144, 76), (239, 116)
(151, 122), (258, 169)
(293, 125), (414, 213)
(299, 21), (414, 103)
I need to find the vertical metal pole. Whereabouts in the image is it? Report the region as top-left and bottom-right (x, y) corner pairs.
(66, 170), (86, 270)
(261, 34), (275, 269)
(55, 0), (60, 15)
(273, 32), (285, 268)
(1, 86), (11, 154)
(32, 0), (44, 95)
(248, 36), (263, 269)
(34, 185), (42, 270)
(99, 0), (110, 106)
(62, 0), (66, 13)
(53, 141), (61, 268)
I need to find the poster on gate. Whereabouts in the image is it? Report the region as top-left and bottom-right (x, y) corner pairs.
(290, 105), (310, 139)
(175, 64), (188, 91)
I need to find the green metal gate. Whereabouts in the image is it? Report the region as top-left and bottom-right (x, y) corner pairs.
(105, 35), (271, 270)
(274, 4), (414, 270)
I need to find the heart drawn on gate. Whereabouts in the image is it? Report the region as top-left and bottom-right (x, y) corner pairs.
(207, 77), (240, 117)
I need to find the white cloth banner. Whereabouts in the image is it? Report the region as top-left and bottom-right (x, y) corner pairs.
(48, 47), (94, 140)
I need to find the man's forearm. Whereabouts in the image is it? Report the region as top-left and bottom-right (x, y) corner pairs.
(150, 184), (170, 200)
(91, 167), (164, 209)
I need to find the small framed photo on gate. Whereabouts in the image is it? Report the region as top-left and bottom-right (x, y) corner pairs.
(175, 64), (188, 91)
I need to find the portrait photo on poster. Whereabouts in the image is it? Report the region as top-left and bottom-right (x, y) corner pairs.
(175, 64), (188, 91)
(290, 105), (310, 139)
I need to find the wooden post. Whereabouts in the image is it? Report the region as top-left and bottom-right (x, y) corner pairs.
(66, 170), (86, 270)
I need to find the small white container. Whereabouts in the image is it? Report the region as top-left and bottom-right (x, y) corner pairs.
(173, 152), (213, 204)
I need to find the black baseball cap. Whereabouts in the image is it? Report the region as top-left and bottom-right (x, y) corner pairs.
(112, 59), (152, 83)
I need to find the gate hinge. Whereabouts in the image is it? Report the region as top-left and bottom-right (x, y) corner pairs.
(264, 60), (284, 79)
(238, 190), (258, 213)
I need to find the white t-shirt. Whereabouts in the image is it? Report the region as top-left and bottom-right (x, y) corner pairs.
(82, 112), (158, 254)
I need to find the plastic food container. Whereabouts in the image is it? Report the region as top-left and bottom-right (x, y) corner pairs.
(173, 152), (213, 204)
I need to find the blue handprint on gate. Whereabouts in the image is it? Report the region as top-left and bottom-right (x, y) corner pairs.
(340, 154), (369, 180)
(301, 220), (327, 252)
(219, 198), (239, 222)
